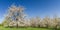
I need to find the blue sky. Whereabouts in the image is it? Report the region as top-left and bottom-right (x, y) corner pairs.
(0, 0), (60, 23)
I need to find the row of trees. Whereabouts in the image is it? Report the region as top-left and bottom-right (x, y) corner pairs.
(1, 5), (60, 30)
(30, 16), (60, 28)
(2, 16), (60, 29)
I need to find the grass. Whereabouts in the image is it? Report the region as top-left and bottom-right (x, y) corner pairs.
(0, 26), (55, 30)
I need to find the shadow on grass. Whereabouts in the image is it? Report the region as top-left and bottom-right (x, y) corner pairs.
(4, 26), (60, 30)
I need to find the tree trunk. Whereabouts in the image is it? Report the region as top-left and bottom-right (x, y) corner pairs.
(54, 25), (58, 30)
(16, 18), (18, 28)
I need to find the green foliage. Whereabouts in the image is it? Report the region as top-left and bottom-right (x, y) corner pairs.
(0, 24), (3, 26)
(0, 26), (53, 30)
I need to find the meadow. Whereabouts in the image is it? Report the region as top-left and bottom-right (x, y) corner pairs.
(0, 26), (53, 30)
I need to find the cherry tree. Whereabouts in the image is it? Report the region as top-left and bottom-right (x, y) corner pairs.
(4, 4), (26, 27)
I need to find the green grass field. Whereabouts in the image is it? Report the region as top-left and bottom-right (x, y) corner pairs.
(0, 26), (54, 30)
